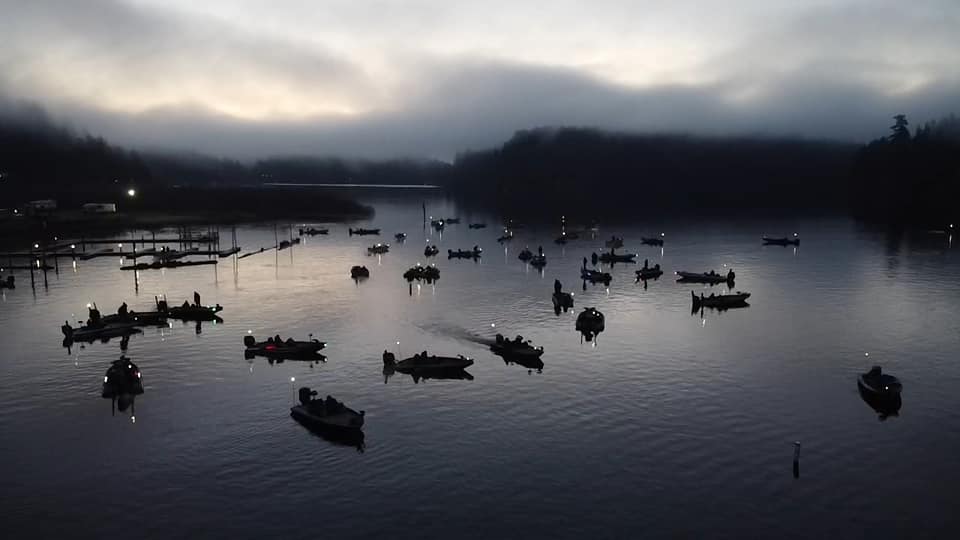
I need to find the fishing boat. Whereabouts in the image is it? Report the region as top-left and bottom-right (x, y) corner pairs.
(605, 236), (624, 248)
(299, 227), (329, 236)
(384, 351), (474, 372)
(552, 291), (574, 312)
(403, 264), (440, 282)
(857, 366), (902, 400)
(581, 268), (612, 284)
(445, 218), (461, 224)
(555, 234), (569, 245)
(63, 321), (142, 342)
(497, 232), (514, 243)
(575, 307), (605, 338)
(350, 266), (370, 279)
(348, 228), (380, 236)
(244, 335), (326, 360)
(691, 291), (751, 309)
(490, 335), (544, 359)
(518, 248), (533, 261)
(469, 223), (487, 229)
(676, 270), (735, 284)
(448, 247), (482, 259)
(858, 366), (903, 419)
(102, 356), (144, 398)
(431, 219), (445, 230)
(291, 387), (364, 432)
(635, 266), (664, 280)
(529, 255), (547, 268)
(763, 234), (800, 246)
(640, 236), (664, 246)
(367, 243), (390, 254)
(598, 250), (636, 263)
(0, 276), (13, 289)
(424, 245), (439, 257)
(394, 233), (407, 241)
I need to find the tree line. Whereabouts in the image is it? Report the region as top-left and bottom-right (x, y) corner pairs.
(2, 105), (957, 224)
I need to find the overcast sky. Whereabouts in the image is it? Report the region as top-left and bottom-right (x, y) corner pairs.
(1, 0), (958, 159)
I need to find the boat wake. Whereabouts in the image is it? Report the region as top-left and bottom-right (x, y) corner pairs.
(415, 322), (495, 347)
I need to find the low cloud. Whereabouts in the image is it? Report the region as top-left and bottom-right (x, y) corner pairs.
(1, 0), (957, 159)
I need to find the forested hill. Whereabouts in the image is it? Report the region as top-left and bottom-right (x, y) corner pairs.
(3, 103), (957, 224)
(447, 128), (858, 219)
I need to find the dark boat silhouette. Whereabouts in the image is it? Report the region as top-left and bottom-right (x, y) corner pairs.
(351, 265), (370, 279)
(244, 335), (326, 361)
(691, 290), (751, 309)
(640, 236), (665, 246)
(763, 234), (800, 246)
(636, 266), (663, 280)
(291, 387), (364, 432)
(581, 268), (612, 284)
(448, 248), (482, 259)
(382, 351), (474, 383)
(676, 269), (735, 284)
(575, 307), (605, 340)
(857, 366), (903, 420)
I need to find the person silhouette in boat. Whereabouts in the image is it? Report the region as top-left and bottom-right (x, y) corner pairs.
(117, 302), (128, 317)
(274, 334), (282, 344)
(727, 269), (735, 280)
(643, 259), (649, 270)
(591, 252), (598, 265)
(554, 279), (562, 295)
(193, 291), (201, 307)
(538, 245), (543, 257)
(582, 257), (587, 270)
(88, 305), (102, 327)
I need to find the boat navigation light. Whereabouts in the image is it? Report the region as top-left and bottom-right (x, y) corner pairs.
(290, 377), (295, 383)
(884, 386), (889, 390)
(104, 376), (108, 383)
(71, 244), (76, 249)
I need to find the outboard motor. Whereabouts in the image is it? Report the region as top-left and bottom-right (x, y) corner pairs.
(157, 299), (169, 312)
(243, 335), (256, 348)
(61, 321), (74, 338)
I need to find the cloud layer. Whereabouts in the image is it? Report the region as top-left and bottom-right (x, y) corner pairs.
(1, 0), (958, 158)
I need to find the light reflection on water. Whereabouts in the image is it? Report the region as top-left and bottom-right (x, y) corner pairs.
(1, 200), (960, 539)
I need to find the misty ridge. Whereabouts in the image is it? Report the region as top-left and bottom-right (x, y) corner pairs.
(2, 102), (958, 224)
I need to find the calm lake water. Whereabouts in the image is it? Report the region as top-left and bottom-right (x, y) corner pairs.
(2, 197), (959, 539)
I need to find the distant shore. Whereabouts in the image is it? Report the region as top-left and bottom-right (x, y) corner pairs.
(0, 186), (374, 241)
